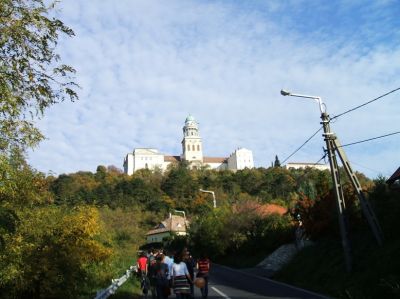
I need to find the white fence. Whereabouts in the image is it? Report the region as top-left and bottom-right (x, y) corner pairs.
(94, 265), (138, 299)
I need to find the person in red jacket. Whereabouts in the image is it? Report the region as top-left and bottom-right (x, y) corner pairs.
(137, 252), (149, 297)
(137, 251), (148, 275)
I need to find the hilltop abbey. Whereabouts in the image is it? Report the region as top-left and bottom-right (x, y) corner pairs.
(123, 115), (254, 175)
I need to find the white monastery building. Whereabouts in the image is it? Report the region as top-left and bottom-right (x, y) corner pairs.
(124, 115), (254, 175)
(284, 162), (330, 171)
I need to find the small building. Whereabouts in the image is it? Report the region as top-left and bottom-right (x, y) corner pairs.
(146, 214), (190, 244)
(285, 162), (330, 171)
(387, 167), (400, 190)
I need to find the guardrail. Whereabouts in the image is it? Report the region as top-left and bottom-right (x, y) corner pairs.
(94, 265), (138, 299)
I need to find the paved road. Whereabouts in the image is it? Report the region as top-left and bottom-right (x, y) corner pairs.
(191, 264), (330, 299)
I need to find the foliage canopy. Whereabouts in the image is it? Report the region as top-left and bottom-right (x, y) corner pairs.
(0, 0), (78, 155)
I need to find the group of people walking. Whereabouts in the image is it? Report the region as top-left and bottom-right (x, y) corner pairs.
(136, 248), (210, 299)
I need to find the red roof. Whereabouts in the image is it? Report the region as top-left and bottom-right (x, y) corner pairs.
(164, 155), (181, 162)
(203, 157), (227, 163)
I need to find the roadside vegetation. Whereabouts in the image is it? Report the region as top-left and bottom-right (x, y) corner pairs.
(275, 179), (400, 299)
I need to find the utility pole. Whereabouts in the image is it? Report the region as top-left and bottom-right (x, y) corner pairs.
(281, 90), (384, 272)
(321, 111), (353, 272)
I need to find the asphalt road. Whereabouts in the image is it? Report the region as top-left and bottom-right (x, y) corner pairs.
(191, 264), (330, 299)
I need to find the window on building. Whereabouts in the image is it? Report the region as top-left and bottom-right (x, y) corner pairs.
(197, 145), (200, 151)
(192, 145), (195, 151)
(187, 145), (190, 151)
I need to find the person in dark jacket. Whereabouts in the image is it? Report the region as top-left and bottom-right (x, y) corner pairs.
(155, 254), (170, 299)
(184, 251), (195, 299)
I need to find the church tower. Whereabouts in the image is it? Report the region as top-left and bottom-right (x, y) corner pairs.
(181, 115), (203, 166)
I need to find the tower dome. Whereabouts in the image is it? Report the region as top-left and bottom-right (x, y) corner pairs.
(181, 115), (203, 164)
(185, 114), (195, 123)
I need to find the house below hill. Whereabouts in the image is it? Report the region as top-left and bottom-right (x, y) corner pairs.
(146, 214), (190, 244)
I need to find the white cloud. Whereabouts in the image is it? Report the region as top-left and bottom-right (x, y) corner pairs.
(28, 0), (400, 178)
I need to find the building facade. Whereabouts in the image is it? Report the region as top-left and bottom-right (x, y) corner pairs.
(124, 115), (254, 175)
(146, 214), (189, 244)
(284, 162), (330, 171)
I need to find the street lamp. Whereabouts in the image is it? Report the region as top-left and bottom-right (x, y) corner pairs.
(280, 89), (384, 272)
(281, 88), (353, 271)
(280, 89), (326, 114)
(199, 189), (216, 208)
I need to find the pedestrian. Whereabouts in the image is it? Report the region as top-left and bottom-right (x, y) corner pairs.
(171, 252), (192, 299)
(163, 250), (174, 285)
(137, 251), (148, 276)
(137, 251), (149, 298)
(184, 251), (195, 299)
(155, 254), (170, 299)
(196, 253), (210, 299)
(148, 250), (159, 299)
(295, 220), (306, 250)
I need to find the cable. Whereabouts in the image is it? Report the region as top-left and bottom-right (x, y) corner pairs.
(349, 160), (389, 177)
(287, 154), (328, 193)
(313, 154), (327, 165)
(281, 126), (323, 165)
(331, 87), (400, 120)
(339, 131), (400, 148)
(281, 87), (399, 167)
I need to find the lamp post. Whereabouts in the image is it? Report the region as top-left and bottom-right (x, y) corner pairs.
(280, 89), (352, 271)
(199, 189), (216, 208)
(280, 89), (384, 272)
(280, 89), (326, 114)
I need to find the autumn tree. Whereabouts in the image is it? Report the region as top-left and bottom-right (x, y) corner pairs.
(0, 206), (111, 298)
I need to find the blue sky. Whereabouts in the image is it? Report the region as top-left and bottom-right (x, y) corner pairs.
(28, 0), (400, 178)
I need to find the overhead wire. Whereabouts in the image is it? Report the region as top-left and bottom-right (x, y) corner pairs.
(338, 131), (400, 148)
(331, 87), (400, 120)
(289, 154), (328, 196)
(281, 126), (323, 165)
(281, 87), (400, 165)
(348, 160), (389, 177)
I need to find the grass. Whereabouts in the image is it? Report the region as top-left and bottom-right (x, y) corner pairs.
(94, 207), (146, 299)
(109, 277), (141, 299)
(274, 232), (400, 299)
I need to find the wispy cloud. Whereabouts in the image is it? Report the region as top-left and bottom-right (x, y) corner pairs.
(28, 0), (400, 178)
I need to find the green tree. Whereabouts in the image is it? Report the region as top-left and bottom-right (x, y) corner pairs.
(0, 0), (78, 155)
(274, 155), (281, 168)
(161, 162), (199, 202)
